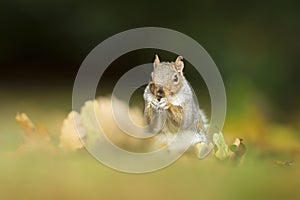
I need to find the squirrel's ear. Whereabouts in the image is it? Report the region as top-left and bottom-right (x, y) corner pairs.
(175, 56), (184, 73)
(153, 54), (160, 68)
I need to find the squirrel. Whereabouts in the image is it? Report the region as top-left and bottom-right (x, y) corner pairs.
(143, 55), (209, 147)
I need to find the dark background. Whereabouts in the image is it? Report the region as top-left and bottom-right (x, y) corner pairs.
(1, 0), (300, 124)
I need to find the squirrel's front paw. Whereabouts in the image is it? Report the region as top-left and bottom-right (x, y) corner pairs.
(158, 98), (170, 110)
(150, 99), (160, 110)
(149, 98), (169, 111)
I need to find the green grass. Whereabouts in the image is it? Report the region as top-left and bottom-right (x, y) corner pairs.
(0, 150), (299, 200)
(1, 87), (299, 200)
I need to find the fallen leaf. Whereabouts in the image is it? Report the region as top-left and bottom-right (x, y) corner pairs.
(213, 132), (229, 160)
(16, 113), (50, 141)
(15, 113), (54, 152)
(79, 100), (103, 147)
(273, 160), (293, 167)
(59, 111), (85, 151)
(228, 138), (247, 165)
(195, 142), (214, 159)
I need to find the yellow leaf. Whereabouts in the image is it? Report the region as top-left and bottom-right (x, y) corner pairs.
(195, 142), (214, 159)
(59, 111), (85, 151)
(213, 132), (229, 160)
(15, 113), (54, 152)
(15, 113), (50, 141)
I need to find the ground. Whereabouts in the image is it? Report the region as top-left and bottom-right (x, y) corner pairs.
(1, 88), (299, 200)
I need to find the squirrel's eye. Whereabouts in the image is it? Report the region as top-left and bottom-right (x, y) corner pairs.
(173, 74), (178, 82)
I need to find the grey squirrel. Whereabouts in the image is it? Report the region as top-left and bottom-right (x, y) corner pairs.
(143, 55), (209, 146)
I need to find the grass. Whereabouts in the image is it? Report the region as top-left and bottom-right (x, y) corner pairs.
(1, 150), (299, 200)
(1, 87), (300, 200)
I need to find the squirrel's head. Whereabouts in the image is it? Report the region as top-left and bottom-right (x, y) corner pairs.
(149, 55), (185, 101)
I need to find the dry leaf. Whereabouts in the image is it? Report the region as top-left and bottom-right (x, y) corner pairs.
(195, 142), (214, 159)
(213, 132), (229, 160)
(273, 160), (293, 167)
(16, 113), (50, 141)
(59, 111), (85, 151)
(79, 100), (102, 147)
(59, 97), (148, 152)
(228, 138), (247, 165)
(15, 113), (54, 152)
(93, 97), (147, 151)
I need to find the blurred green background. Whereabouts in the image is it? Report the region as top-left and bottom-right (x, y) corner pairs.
(0, 1), (300, 200)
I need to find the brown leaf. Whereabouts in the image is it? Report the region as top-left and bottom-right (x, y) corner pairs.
(15, 113), (54, 152)
(16, 113), (50, 141)
(59, 111), (85, 151)
(228, 138), (247, 165)
(273, 160), (293, 167)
